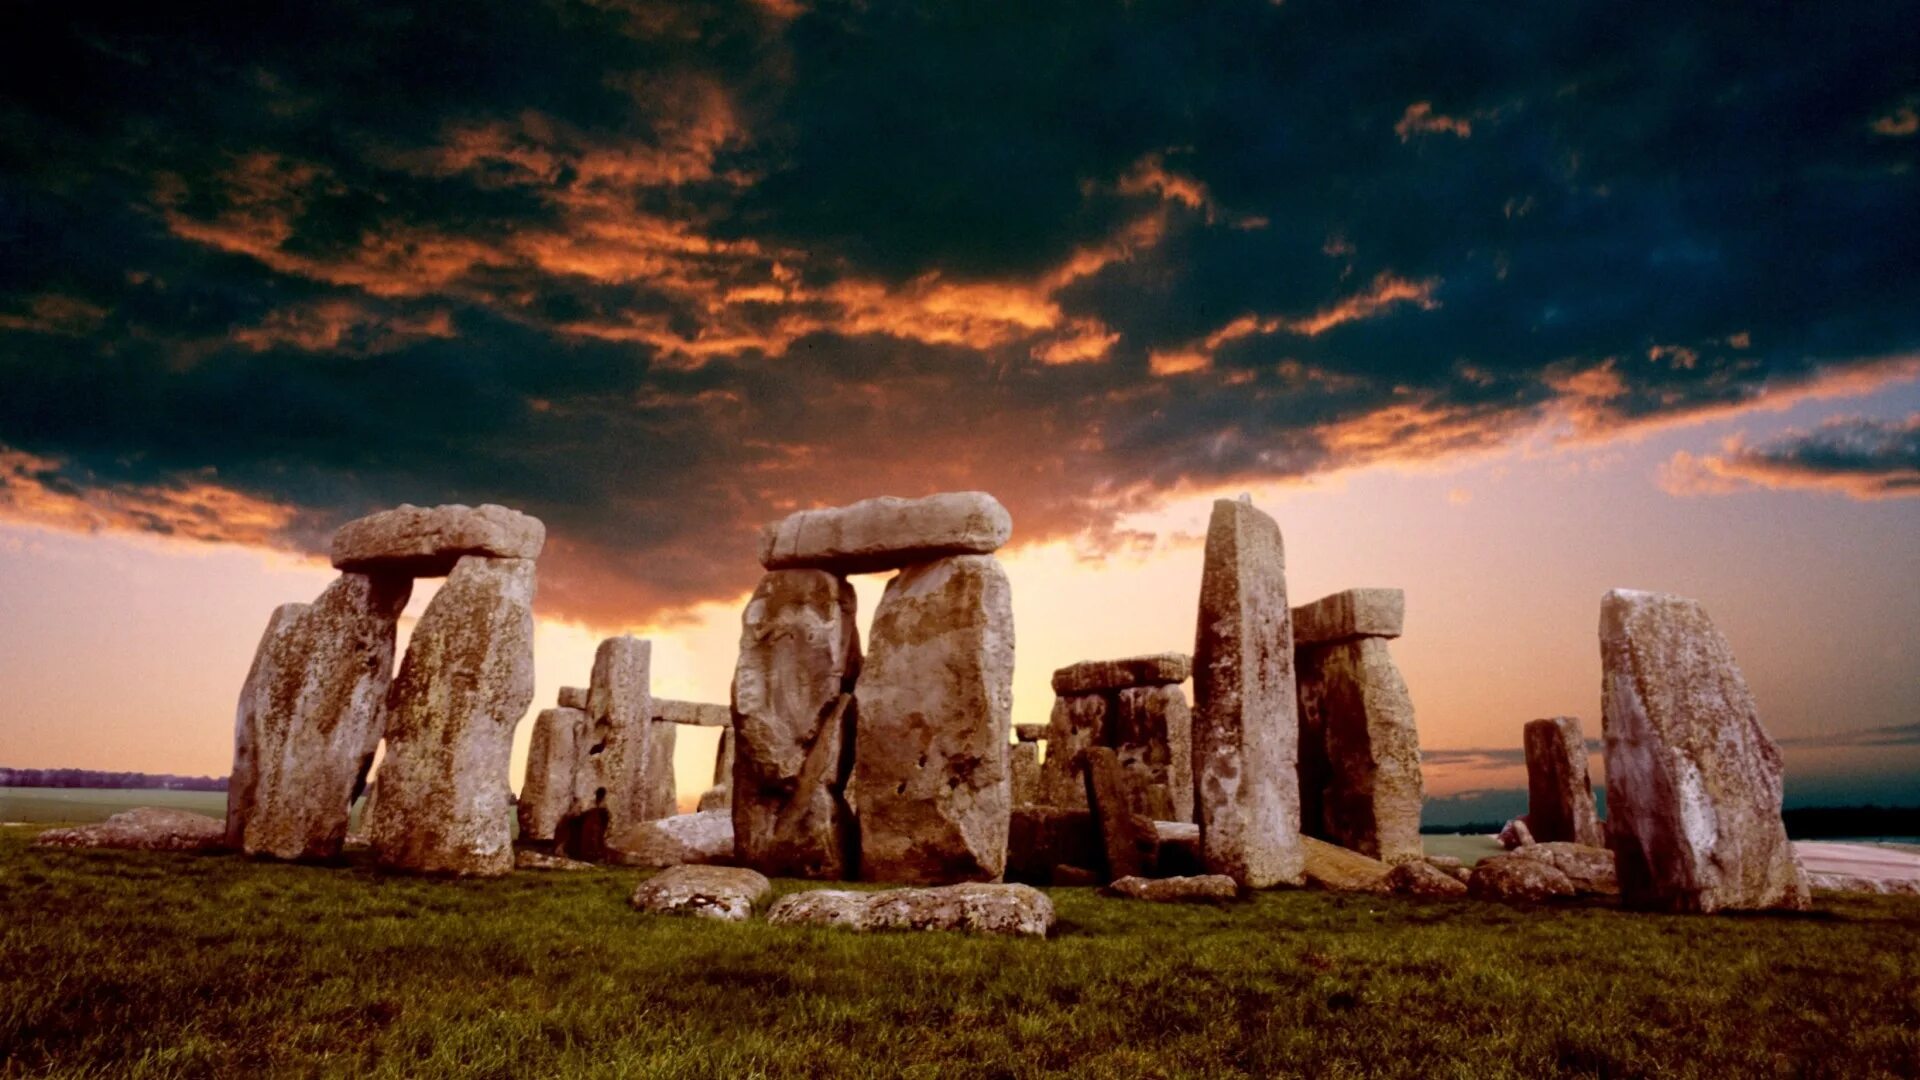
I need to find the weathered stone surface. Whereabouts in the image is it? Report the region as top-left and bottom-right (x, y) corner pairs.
(584, 635), (657, 842)
(731, 570), (860, 879)
(1014, 723), (1048, 743)
(1301, 836), (1392, 892)
(1423, 855), (1471, 883)
(1383, 860), (1470, 897)
(696, 785), (731, 813)
(1498, 817), (1535, 850)
(1514, 842), (1617, 894)
(515, 849), (596, 871)
(1113, 684), (1194, 823)
(768, 884), (1053, 937)
(371, 556), (536, 876)
(1295, 635), (1422, 863)
(639, 719), (678, 821)
(1085, 747), (1154, 882)
(607, 810), (735, 869)
(1006, 807), (1102, 884)
(629, 865), (771, 922)
(850, 554), (1013, 884)
(1010, 742), (1041, 807)
(1107, 875), (1240, 902)
(1806, 872), (1920, 896)
(227, 572), (410, 860)
(697, 727), (735, 812)
(332, 503), (544, 577)
(1038, 694), (1107, 810)
(1291, 588), (1405, 647)
(1468, 853), (1577, 902)
(759, 491), (1012, 574)
(518, 707), (590, 845)
(1191, 497), (1303, 887)
(1601, 589), (1809, 913)
(1050, 653), (1191, 696)
(655, 699), (729, 727)
(1525, 716), (1605, 847)
(558, 686), (588, 710)
(35, 808), (227, 853)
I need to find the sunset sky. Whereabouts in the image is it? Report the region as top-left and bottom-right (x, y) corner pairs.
(2, 2), (1916, 823)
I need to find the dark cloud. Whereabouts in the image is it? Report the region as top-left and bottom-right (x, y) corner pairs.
(3, 0), (1919, 625)
(1661, 414), (1920, 500)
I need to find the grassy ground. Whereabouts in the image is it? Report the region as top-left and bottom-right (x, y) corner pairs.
(0, 788), (227, 824)
(3, 826), (1916, 1078)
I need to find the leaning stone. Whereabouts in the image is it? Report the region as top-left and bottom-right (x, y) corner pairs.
(558, 686), (589, 710)
(1037, 694), (1107, 810)
(1467, 853), (1577, 902)
(731, 570), (860, 879)
(227, 572), (410, 860)
(654, 699), (729, 727)
(1084, 747), (1154, 882)
(1050, 653), (1192, 696)
(1295, 635), (1423, 863)
(34, 808), (227, 853)
(1291, 588), (1405, 647)
(1602, 589), (1809, 913)
(1301, 836), (1392, 892)
(606, 810), (735, 869)
(759, 491), (1012, 574)
(850, 554), (1013, 884)
(1498, 817), (1535, 850)
(1191, 497), (1303, 887)
(1107, 875), (1239, 902)
(371, 556), (536, 876)
(515, 849), (596, 871)
(518, 707), (590, 845)
(1524, 716), (1605, 847)
(1383, 860), (1470, 898)
(629, 865), (771, 922)
(1014, 723), (1049, 743)
(331, 503), (544, 577)
(1010, 742), (1041, 807)
(1112, 684), (1194, 823)
(1513, 842), (1617, 895)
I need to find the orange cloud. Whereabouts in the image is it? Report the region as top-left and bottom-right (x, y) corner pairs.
(1395, 102), (1472, 142)
(1146, 273), (1441, 375)
(0, 448), (308, 549)
(0, 294), (109, 337)
(231, 299), (456, 354)
(1657, 414), (1920, 501)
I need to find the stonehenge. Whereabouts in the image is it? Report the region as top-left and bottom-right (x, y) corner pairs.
(1293, 588), (1423, 864)
(1191, 496), (1304, 887)
(1037, 653), (1193, 822)
(1600, 589), (1808, 913)
(1523, 716), (1604, 847)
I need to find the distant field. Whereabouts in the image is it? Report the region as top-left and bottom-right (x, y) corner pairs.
(0, 787), (227, 824)
(3, 825), (1918, 1078)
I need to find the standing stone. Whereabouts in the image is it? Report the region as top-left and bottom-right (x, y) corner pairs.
(698, 727), (735, 812)
(518, 706), (590, 845)
(576, 635), (659, 848)
(1191, 497), (1303, 887)
(759, 491), (1011, 574)
(1010, 742), (1041, 808)
(1524, 716), (1605, 847)
(1038, 694), (1107, 809)
(227, 572), (411, 860)
(1084, 747), (1153, 882)
(731, 570), (860, 879)
(1111, 685), (1193, 823)
(372, 556), (536, 876)
(850, 554), (1013, 884)
(640, 720), (678, 819)
(1601, 589), (1809, 913)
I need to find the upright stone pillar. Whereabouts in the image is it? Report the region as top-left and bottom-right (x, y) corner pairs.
(1010, 741), (1042, 808)
(372, 555), (536, 876)
(641, 720), (678, 819)
(582, 636), (654, 844)
(519, 706), (590, 845)
(1292, 588), (1423, 864)
(850, 554), (1014, 884)
(1040, 653), (1191, 820)
(1601, 589), (1808, 913)
(1524, 716), (1604, 847)
(1038, 694), (1107, 809)
(731, 569), (861, 879)
(1191, 496), (1302, 887)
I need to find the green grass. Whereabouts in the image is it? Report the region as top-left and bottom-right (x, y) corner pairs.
(3, 827), (1916, 1078)
(0, 788), (227, 824)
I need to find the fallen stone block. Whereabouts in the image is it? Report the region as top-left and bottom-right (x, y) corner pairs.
(1467, 853), (1577, 902)
(630, 865), (771, 922)
(606, 810), (735, 869)
(1106, 875), (1239, 902)
(515, 849), (596, 872)
(331, 503), (544, 577)
(34, 808), (227, 853)
(1498, 817), (1535, 850)
(1513, 842), (1617, 894)
(767, 883), (1054, 937)
(759, 491), (1011, 574)
(1383, 860), (1469, 897)
(1050, 653), (1191, 696)
(1301, 836), (1392, 892)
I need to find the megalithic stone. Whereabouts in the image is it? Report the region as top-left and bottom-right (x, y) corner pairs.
(1038, 693), (1107, 809)
(372, 556), (536, 876)
(1010, 742), (1041, 808)
(1600, 589), (1809, 913)
(731, 570), (861, 879)
(697, 726), (737, 812)
(1524, 716), (1604, 847)
(227, 573), (411, 860)
(1294, 635), (1423, 863)
(1191, 497), (1303, 887)
(519, 707), (590, 844)
(1083, 746), (1153, 882)
(641, 719), (678, 820)
(851, 554), (1014, 884)
(1111, 684), (1194, 823)
(569, 636), (654, 854)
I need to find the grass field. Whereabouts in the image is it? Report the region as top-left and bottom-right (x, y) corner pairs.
(3, 826), (1916, 1078)
(0, 787), (228, 824)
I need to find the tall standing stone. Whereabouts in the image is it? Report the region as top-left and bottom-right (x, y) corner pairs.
(731, 569), (861, 879)
(1292, 589), (1422, 864)
(519, 706), (590, 845)
(1600, 589), (1808, 913)
(1038, 694), (1107, 809)
(698, 726), (736, 813)
(1524, 716), (1604, 847)
(641, 720), (678, 819)
(1112, 685), (1193, 822)
(1191, 497), (1302, 887)
(580, 636), (655, 842)
(1010, 742), (1041, 808)
(850, 554), (1014, 884)
(372, 556), (536, 876)
(226, 573), (411, 860)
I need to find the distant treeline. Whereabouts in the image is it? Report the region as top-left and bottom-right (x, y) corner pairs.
(1424, 805), (1920, 839)
(0, 768), (229, 791)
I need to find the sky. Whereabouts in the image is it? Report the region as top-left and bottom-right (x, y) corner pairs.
(1, 1), (1916, 823)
